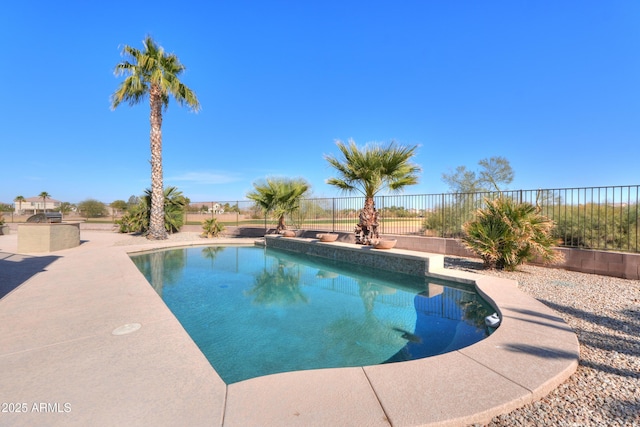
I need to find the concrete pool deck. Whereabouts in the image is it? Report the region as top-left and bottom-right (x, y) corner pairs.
(0, 231), (579, 426)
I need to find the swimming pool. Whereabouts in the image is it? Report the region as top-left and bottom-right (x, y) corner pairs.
(131, 245), (493, 384)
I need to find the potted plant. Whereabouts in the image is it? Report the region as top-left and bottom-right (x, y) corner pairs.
(372, 239), (397, 250)
(317, 233), (339, 242)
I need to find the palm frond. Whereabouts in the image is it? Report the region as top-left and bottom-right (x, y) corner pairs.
(246, 177), (311, 230)
(325, 139), (420, 199)
(111, 36), (199, 112)
(463, 196), (562, 270)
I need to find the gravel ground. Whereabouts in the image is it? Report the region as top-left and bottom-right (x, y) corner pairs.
(445, 258), (640, 426)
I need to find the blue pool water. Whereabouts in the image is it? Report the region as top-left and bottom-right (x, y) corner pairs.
(130, 245), (493, 384)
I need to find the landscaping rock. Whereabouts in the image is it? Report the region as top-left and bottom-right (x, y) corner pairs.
(447, 258), (640, 427)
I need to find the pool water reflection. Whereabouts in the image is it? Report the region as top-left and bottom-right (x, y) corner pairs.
(130, 245), (493, 384)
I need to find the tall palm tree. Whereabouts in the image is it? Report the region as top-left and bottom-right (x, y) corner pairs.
(14, 195), (25, 215)
(325, 139), (421, 244)
(38, 191), (51, 213)
(111, 36), (200, 240)
(247, 178), (310, 233)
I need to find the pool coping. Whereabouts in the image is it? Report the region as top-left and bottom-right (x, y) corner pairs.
(0, 231), (579, 426)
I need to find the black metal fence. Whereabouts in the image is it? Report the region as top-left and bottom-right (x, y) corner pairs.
(189, 185), (640, 253)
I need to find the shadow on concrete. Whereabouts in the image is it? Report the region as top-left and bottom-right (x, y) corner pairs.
(503, 307), (576, 334)
(0, 252), (61, 299)
(444, 256), (485, 271)
(503, 343), (579, 360)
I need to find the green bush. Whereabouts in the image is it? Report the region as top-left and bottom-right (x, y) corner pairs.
(421, 203), (476, 238)
(462, 197), (563, 270)
(201, 218), (225, 238)
(550, 203), (639, 251)
(117, 202), (149, 233)
(117, 186), (186, 234)
(421, 206), (465, 237)
(77, 199), (108, 218)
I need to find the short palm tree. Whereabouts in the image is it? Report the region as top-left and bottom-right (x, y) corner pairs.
(111, 36), (200, 240)
(14, 196), (25, 215)
(325, 139), (421, 244)
(202, 217), (224, 238)
(143, 186), (187, 233)
(247, 178), (310, 233)
(463, 196), (563, 270)
(38, 191), (50, 213)
(248, 262), (308, 306)
(118, 186), (187, 234)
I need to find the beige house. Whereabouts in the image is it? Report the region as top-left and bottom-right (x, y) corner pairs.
(14, 196), (62, 215)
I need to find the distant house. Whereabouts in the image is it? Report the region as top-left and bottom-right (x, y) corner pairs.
(15, 196), (62, 215)
(190, 202), (225, 215)
(211, 203), (225, 214)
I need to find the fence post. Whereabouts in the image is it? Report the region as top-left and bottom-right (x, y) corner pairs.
(379, 196), (384, 235)
(441, 193), (445, 237)
(204, 185), (640, 252)
(332, 198), (336, 233)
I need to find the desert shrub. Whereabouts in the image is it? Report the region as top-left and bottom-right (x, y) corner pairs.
(117, 186), (186, 234)
(421, 208), (452, 237)
(463, 197), (563, 270)
(117, 202), (149, 233)
(421, 204), (472, 238)
(201, 218), (225, 238)
(77, 199), (108, 218)
(551, 203), (639, 251)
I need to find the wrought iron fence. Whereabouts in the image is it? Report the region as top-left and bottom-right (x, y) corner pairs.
(193, 185), (640, 253)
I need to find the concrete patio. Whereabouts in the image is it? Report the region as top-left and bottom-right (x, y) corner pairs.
(0, 230), (579, 426)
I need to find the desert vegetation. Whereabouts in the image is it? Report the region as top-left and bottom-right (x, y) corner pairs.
(462, 196), (563, 270)
(117, 187), (187, 234)
(246, 178), (311, 233)
(324, 139), (420, 245)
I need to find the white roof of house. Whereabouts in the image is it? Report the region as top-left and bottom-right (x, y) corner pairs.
(21, 196), (62, 203)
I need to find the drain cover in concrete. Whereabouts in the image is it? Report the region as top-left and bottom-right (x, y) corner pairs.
(112, 323), (142, 336)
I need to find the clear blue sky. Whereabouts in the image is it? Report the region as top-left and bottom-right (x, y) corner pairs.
(1, 1), (639, 205)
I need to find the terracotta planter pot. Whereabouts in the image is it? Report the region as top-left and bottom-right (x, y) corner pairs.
(373, 239), (397, 250)
(317, 233), (338, 242)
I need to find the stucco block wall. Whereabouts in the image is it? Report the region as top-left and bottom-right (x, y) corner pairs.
(18, 223), (81, 253)
(391, 235), (476, 258)
(254, 230), (640, 280)
(554, 247), (640, 280)
(265, 235), (444, 277)
(25, 224), (631, 278)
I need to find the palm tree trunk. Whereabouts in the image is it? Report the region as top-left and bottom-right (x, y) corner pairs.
(356, 197), (379, 244)
(277, 215), (286, 233)
(149, 251), (165, 296)
(148, 87), (167, 240)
